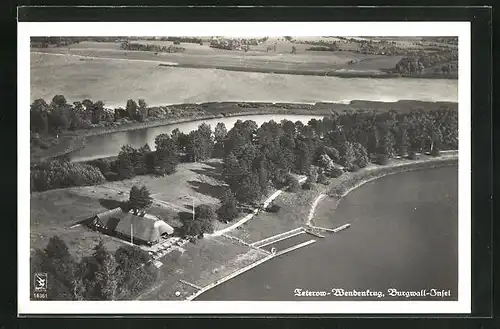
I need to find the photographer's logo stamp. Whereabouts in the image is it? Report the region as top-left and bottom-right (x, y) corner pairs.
(33, 273), (48, 299)
(34, 273), (47, 291)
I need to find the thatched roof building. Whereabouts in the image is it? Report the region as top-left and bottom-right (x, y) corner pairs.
(88, 208), (174, 246)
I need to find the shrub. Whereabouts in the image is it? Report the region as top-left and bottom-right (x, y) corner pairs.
(327, 167), (344, 178)
(173, 40), (181, 45)
(307, 167), (318, 184)
(302, 178), (313, 190)
(217, 190), (238, 223)
(181, 204), (215, 238)
(317, 170), (328, 184)
(266, 204), (281, 213)
(34, 137), (51, 149)
(430, 147), (441, 157)
(31, 161), (106, 191)
(348, 164), (360, 172)
(407, 150), (418, 160)
(375, 154), (389, 165)
(398, 145), (408, 157)
(88, 158), (111, 175)
(286, 175), (300, 193)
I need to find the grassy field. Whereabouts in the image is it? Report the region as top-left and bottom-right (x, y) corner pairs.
(30, 188), (126, 260)
(30, 159), (234, 260)
(137, 235), (266, 300)
(32, 37), (457, 85)
(229, 184), (328, 244)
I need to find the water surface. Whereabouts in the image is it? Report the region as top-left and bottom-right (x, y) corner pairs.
(31, 52), (458, 107)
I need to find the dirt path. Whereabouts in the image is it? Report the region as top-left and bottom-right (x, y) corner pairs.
(208, 176), (307, 237)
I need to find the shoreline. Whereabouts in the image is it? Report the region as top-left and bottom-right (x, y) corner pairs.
(313, 151), (458, 229)
(33, 100), (458, 162)
(184, 151), (458, 301)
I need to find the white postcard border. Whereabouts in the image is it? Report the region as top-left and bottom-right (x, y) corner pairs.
(18, 21), (471, 315)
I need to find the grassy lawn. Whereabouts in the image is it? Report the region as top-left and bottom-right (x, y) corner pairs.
(138, 235), (265, 300)
(30, 189), (126, 260)
(230, 183), (327, 244)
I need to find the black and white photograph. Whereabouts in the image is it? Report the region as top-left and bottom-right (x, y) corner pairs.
(18, 21), (471, 314)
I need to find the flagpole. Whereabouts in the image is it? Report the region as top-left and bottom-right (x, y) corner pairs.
(131, 223), (133, 245)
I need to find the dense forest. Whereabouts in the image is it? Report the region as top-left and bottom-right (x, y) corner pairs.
(31, 96), (458, 197)
(29, 95), (198, 141)
(394, 50), (458, 74)
(31, 237), (157, 300)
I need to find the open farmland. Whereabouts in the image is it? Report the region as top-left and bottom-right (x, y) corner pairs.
(34, 40), (395, 70)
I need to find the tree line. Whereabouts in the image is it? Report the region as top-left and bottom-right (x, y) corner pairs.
(165, 37), (204, 44)
(120, 42), (185, 53)
(31, 37), (130, 48)
(31, 106), (457, 196)
(30, 37), (81, 48)
(30, 96), (155, 139)
(31, 236), (157, 300)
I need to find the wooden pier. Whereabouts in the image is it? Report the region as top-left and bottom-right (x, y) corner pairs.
(307, 223), (351, 233)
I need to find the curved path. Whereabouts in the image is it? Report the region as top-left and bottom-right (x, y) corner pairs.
(209, 176), (307, 237)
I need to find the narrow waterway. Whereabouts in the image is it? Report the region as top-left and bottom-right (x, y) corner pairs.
(68, 114), (324, 162)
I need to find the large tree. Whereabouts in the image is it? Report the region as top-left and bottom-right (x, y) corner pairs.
(91, 241), (118, 300)
(222, 152), (246, 193)
(236, 171), (262, 204)
(154, 134), (179, 175)
(352, 142), (369, 168)
(181, 204), (215, 237)
(338, 141), (356, 168)
(117, 148), (136, 179)
(214, 122), (228, 154)
(216, 189), (238, 223)
(126, 99), (138, 120)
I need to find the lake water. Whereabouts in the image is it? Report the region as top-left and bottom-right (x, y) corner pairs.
(68, 114), (324, 162)
(33, 52), (458, 162)
(196, 166), (458, 301)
